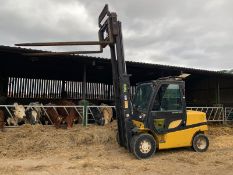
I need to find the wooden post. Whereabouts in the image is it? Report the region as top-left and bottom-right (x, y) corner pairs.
(215, 78), (220, 105)
(217, 80), (220, 104)
(82, 64), (88, 126)
(61, 80), (66, 98)
(82, 64), (86, 100)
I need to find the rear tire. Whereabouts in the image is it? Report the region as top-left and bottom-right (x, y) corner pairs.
(192, 134), (209, 152)
(131, 133), (156, 159)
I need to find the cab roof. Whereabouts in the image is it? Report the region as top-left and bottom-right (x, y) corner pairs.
(137, 76), (184, 86)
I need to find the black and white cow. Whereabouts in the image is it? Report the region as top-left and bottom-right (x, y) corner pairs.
(25, 102), (43, 125)
(7, 102), (44, 126)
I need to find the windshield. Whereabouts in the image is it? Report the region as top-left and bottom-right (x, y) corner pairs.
(133, 84), (153, 113)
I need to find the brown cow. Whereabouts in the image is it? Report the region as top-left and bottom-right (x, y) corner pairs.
(0, 109), (5, 132)
(56, 100), (81, 129)
(44, 103), (64, 129)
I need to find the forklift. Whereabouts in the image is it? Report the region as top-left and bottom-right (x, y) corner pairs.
(16, 4), (209, 159)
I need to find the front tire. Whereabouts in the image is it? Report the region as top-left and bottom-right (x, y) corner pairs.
(131, 133), (156, 159)
(192, 134), (209, 152)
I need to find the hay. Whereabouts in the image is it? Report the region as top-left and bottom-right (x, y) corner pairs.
(0, 122), (117, 158)
(0, 123), (233, 175)
(1, 123), (233, 159)
(208, 124), (233, 136)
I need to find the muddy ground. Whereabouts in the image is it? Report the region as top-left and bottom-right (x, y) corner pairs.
(0, 122), (232, 175)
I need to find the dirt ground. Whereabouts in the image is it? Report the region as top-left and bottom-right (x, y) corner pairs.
(0, 122), (233, 175)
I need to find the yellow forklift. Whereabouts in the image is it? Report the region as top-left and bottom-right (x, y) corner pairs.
(16, 4), (209, 159)
(129, 78), (209, 159)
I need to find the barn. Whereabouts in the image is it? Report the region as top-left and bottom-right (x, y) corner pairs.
(1, 45), (233, 122)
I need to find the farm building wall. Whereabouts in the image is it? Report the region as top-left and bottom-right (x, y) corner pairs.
(185, 76), (233, 107)
(1, 45), (233, 107)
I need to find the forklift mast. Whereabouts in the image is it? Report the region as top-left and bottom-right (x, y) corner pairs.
(105, 10), (133, 149)
(16, 5), (132, 150)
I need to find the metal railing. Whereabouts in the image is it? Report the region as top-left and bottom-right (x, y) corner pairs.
(224, 107), (233, 121)
(0, 104), (117, 127)
(85, 105), (116, 125)
(1, 104), (232, 128)
(0, 105), (85, 127)
(187, 107), (225, 122)
(85, 106), (233, 123)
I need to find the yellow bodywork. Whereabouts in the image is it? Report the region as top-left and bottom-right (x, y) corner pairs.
(186, 110), (207, 125)
(168, 120), (182, 129)
(132, 110), (208, 150)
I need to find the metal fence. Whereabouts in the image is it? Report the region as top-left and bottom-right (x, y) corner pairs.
(0, 105), (85, 127)
(84, 106), (233, 123)
(186, 107), (225, 122)
(85, 105), (116, 124)
(224, 107), (233, 121)
(0, 104), (118, 127)
(86, 106), (232, 123)
(1, 104), (232, 128)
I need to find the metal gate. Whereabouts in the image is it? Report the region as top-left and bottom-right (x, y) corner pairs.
(224, 107), (233, 121)
(186, 107), (225, 122)
(86, 105), (116, 124)
(0, 105), (85, 127)
(1, 105), (232, 128)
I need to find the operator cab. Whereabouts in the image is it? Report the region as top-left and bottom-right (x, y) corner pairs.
(132, 77), (187, 134)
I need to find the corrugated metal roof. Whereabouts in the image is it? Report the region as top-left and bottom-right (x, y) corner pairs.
(74, 54), (233, 77)
(0, 45), (232, 77)
(0, 45), (46, 53)
(126, 60), (231, 75)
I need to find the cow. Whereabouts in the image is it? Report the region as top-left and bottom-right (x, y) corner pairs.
(13, 103), (26, 119)
(7, 103), (41, 126)
(7, 103), (26, 126)
(0, 109), (5, 132)
(99, 103), (113, 125)
(44, 103), (64, 128)
(56, 100), (81, 129)
(25, 102), (43, 125)
(90, 107), (104, 125)
(90, 104), (113, 126)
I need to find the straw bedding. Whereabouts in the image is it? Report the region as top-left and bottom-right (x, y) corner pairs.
(0, 122), (232, 175)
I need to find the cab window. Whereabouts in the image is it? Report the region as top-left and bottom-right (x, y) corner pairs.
(133, 84), (153, 113)
(153, 84), (182, 111)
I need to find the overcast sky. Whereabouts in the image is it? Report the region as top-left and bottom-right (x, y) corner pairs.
(0, 0), (233, 70)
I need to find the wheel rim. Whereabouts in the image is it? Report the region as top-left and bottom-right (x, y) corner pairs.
(196, 137), (207, 150)
(139, 140), (152, 154)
